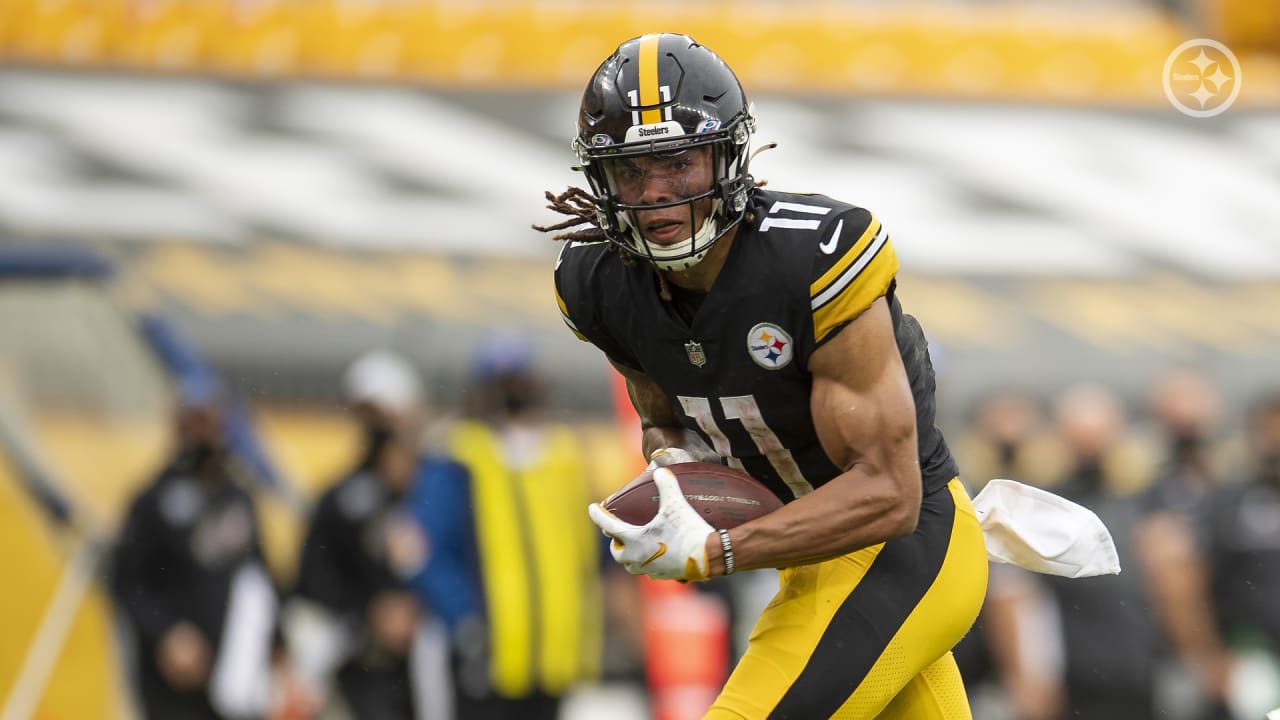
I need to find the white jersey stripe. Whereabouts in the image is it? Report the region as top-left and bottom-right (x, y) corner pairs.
(760, 217), (822, 232)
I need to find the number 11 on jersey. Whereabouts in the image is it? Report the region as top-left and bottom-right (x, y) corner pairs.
(678, 394), (815, 499)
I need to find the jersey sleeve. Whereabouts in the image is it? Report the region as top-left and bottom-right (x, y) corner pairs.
(808, 208), (899, 345)
(554, 277), (589, 343)
(552, 242), (643, 371)
(553, 241), (596, 343)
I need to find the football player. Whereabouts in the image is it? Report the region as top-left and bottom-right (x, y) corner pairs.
(537, 33), (987, 719)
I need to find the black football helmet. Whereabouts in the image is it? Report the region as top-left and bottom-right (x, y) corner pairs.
(574, 34), (755, 271)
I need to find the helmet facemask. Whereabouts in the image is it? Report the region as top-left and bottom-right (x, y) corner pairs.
(576, 118), (754, 272)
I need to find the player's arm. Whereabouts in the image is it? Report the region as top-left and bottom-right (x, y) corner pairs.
(608, 359), (718, 463)
(590, 359), (721, 581)
(712, 296), (921, 573)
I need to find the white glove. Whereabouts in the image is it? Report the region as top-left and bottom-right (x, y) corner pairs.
(588, 467), (715, 581)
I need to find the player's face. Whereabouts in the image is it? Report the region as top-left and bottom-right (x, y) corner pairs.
(604, 147), (715, 246)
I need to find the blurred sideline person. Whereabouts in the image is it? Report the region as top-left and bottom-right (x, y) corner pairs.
(539, 34), (988, 718)
(283, 351), (450, 720)
(1134, 369), (1234, 719)
(953, 390), (1065, 720)
(1038, 384), (1160, 720)
(112, 380), (276, 720)
(1141, 369), (1223, 516)
(1198, 392), (1280, 717)
(405, 334), (606, 720)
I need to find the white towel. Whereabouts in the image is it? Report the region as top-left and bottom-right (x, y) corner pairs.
(210, 562), (277, 719)
(971, 478), (1121, 579)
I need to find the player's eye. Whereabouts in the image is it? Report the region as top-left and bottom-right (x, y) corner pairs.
(612, 160), (643, 183)
(651, 149), (691, 171)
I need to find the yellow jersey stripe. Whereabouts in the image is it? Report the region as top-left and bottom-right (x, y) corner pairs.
(555, 284), (570, 317)
(638, 34), (662, 124)
(809, 216), (881, 301)
(554, 286), (588, 341)
(812, 238), (898, 343)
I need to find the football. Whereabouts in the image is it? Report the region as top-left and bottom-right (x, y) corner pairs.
(604, 462), (784, 528)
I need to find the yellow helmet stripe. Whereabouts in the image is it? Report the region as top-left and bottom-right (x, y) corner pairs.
(637, 33), (662, 125)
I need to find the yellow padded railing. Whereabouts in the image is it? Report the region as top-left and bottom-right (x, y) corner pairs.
(0, 449), (129, 720)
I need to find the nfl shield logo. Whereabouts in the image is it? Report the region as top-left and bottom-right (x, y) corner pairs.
(684, 341), (707, 368)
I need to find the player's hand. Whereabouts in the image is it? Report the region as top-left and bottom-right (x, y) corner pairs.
(588, 467), (714, 581)
(368, 590), (420, 657)
(157, 621), (211, 691)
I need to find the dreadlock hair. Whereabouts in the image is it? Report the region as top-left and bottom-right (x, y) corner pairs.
(530, 187), (608, 244)
(532, 180), (768, 303)
(532, 186), (677, 298)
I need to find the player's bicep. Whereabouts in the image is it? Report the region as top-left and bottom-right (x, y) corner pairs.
(808, 298), (918, 484)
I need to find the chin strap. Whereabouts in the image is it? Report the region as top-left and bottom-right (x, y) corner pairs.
(643, 206), (722, 272)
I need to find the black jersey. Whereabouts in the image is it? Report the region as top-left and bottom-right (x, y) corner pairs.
(555, 189), (958, 501)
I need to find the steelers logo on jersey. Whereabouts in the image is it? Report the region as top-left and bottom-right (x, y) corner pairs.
(748, 323), (793, 370)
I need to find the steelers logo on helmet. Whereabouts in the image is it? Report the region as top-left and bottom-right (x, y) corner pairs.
(747, 323), (793, 370)
(573, 33), (756, 272)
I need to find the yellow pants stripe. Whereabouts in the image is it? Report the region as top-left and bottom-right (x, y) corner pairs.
(706, 478), (987, 719)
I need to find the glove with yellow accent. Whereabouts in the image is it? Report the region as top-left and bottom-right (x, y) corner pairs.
(588, 467), (715, 582)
